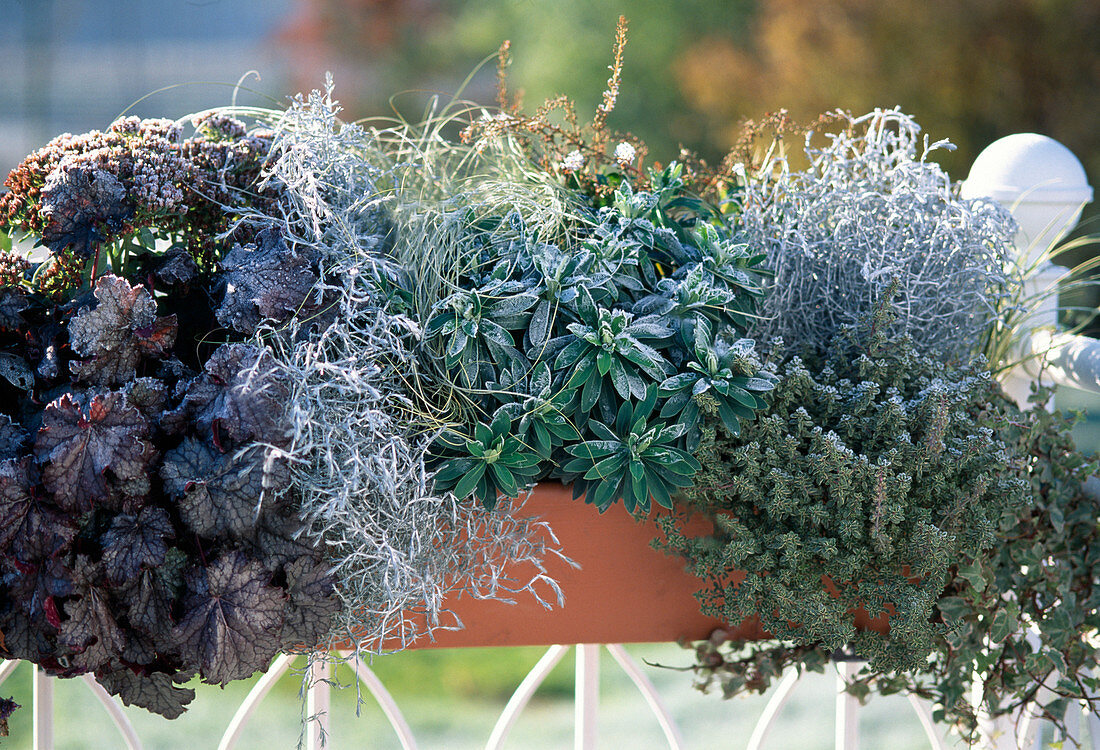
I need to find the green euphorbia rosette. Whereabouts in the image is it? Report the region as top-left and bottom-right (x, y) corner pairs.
(425, 280), (538, 387)
(433, 409), (543, 509)
(563, 386), (700, 513)
(554, 287), (673, 418)
(490, 362), (581, 459)
(658, 320), (776, 448)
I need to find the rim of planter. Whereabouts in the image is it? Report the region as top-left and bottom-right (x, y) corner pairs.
(329, 483), (889, 651)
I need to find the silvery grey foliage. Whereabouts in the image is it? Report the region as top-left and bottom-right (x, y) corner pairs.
(251, 76), (563, 654)
(738, 108), (1021, 363)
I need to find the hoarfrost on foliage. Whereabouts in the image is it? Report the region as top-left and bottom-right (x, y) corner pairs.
(254, 76), (563, 655)
(739, 108), (1021, 363)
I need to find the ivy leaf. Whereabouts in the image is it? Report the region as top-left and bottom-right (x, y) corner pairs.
(281, 556), (339, 647)
(97, 668), (195, 720)
(216, 227), (317, 333)
(101, 507), (174, 585)
(989, 607), (1017, 644)
(956, 560), (987, 594)
(0, 457), (77, 561)
(172, 552), (285, 685)
(161, 439), (282, 538)
(69, 275), (177, 386)
(166, 344), (289, 446)
(33, 392), (155, 512)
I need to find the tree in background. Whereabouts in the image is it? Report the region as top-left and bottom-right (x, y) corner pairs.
(276, 0), (753, 160)
(278, 0), (1097, 177)
(674, 0), (1100, 188)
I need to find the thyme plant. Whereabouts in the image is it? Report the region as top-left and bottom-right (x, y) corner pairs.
(660, 302), (1030, 677)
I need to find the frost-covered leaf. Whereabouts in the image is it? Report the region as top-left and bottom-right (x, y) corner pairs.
(0, 352), (33, 391)
(123, 377), (168, 420)
(161, 439), (283, 538)
(165, 344), (289, 445)
(216, 227), (317, 333)
(281, 556), (339, 647)
(0, 288), (28, 331)
(154, 247), (200, 287)
(0, 457), (77, 560)
(101, 506), (174, 584)
(0, 414), (28, 460)
(172, 552), (285, 685)
(69, 275), (177, 386)
(33, 392), (154, 511)
(98, 667), (195, 720)
(60, 583), (126, 671)
(39, 163), (130, 257)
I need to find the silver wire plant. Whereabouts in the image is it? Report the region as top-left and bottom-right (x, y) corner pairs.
(246, 77), (565, 655)
(738, 108), (1023, 363)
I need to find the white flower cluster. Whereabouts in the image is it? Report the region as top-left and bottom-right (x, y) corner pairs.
(613, 141), (636, 166)
(559, 150), (585, 172)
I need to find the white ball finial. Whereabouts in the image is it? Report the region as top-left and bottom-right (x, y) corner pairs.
(961, 133), (1093, 268)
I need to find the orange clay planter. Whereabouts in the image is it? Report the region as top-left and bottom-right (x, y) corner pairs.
(395, 483), (888, 650)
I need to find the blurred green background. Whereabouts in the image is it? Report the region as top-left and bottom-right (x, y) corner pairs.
(1, 1), (1099, 747)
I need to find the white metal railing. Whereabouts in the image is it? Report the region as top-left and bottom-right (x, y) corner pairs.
(0, 133), (1095, 750)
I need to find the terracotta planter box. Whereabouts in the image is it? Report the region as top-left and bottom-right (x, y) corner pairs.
(392, 483), (891, 650)
(398, 483), (743, 649)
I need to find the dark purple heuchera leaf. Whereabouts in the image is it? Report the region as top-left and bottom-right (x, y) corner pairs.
(122, 547), (186, 642)
(125, 569), (175, 640)
(69, 275), (178, 387)
(161, 439), (285, 538)
(253, 509), (324, 572)
(0, 288), (28, 331)
(123, 377), (168, 420)
(0, 414), (27, 459)
(165, 343), (290, 445)
(39, 163), (131, 257)
(0, 696), (19, 737)
(0, 458), (77, 561)
(97, 667), (195, 720)
(33, 392), (155, 512)
(154, 247), (200, 287)
(216, 228), (317, 333)
(0, 557), (75, 661)
(172, 551), (285, 685)
(280, 556), (339, 647)
(101, 506), (174, 584)
(60, 580), (127, 671)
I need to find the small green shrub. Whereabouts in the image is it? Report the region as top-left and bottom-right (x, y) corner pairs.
(661, 301), (1030, 674)
(424, 166), (775, 512)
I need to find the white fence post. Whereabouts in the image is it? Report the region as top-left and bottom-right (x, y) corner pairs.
(962, 133), (1094, 750)
(961, 132), (1094, 407)
(32, 666), (53, 750)
(575, 644), (600, 750)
